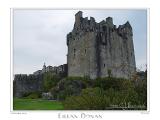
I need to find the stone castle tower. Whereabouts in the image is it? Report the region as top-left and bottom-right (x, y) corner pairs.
(67, 11), (136, 79)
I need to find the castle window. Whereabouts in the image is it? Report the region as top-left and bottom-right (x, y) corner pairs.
(103, 64), (105, 68)
(103, 26), (106, 31)
(101, 33), (103, 37)
(74, 48), (76, 58)
(85, 49), (86, 54)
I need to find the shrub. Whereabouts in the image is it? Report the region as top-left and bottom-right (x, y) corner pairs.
(133, 79), (147, 107)
(43, 72), (60, 92)
(51, 78), (86, 101)
(94, 77), (130, 90)
(66, 76), (92, 87)
(55, 76), (146, 109)
(63, 87), (110, 110)
(56, 86), (79, 101)
(63, 87), (141, 110)
(24, 92), (41, 99)
(107, 69), (112, 78)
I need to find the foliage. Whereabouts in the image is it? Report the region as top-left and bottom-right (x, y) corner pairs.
(50, 87), (58, 99)
(41, 75), (147, 110)
(94, 77), (132, 91)
(25, 92), (41, 99)
(13, 75), (147, 110)
(63, 78), (146, 110)
(50, 78), (87, 101)
(107, 88), (139, 106)
(107, 69), (112, 78)
(66, 76), (92, 87)
(63, 87), (110, 110)
(22, 92), (41, 99)
(133, 79), (147, 106)
(43, 72), (60, 92)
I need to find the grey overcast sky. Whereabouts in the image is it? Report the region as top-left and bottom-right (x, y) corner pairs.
(13, 9), (147, 74)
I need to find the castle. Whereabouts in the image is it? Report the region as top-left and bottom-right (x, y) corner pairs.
(33, 63), (67, 76)
(67, 11), (136, 79)
(14, 11), (136, 97)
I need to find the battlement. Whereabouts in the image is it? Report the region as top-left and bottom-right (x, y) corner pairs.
(75, 11), (83, 20)
(68, 11), (132, 46)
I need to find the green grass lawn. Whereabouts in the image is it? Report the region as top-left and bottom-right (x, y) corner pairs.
(13, 98), (64, 110)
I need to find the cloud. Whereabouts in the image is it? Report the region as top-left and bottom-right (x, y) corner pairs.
(13, 9), (147, 74)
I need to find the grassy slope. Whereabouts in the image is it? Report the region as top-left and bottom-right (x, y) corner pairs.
(13, 98), (64, 110)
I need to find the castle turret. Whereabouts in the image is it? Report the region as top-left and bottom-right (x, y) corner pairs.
(74, 11), (83, 29)
(124, 21), (132, 29)
(106, 17), (113, 27)
(42, 62), (46, 73)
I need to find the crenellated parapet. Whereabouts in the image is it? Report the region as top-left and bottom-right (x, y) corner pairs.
(13, 74), (44, 97)
(67, 11), (133, 47)
(117, 21), (133, 39)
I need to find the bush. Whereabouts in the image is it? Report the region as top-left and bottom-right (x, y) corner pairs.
(63, 87), (141, 110)
(63, 87), (110, 110)
(51, 78), (86, 100)
(94, 77), (131, 91)
(56, 86), (78, 101)
(53, 76), (146, 109)
(50, 76), (91, 101)
(24, 92), (41, 99)
(43, 72), (60, 92)
(133, 79), (147, 107)
(66, 76), (92, 87)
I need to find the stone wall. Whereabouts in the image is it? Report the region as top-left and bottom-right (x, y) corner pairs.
(14, 74), (44, 97)
(14, 64), (68, 98)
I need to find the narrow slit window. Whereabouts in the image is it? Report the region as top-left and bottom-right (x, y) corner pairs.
(74, 48), (76, 58)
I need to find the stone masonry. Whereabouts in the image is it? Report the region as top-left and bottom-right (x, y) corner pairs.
(14, 63), (67, 97)
(67, 11), (136, 79)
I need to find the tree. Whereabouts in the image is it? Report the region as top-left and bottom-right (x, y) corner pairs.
(43, 72), (60, 92)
